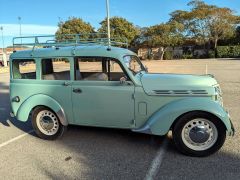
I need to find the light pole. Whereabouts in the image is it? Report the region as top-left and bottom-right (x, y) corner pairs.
(106, 0), (111, 48)
(18, 16), (22, 46)
(0, 26), (4, 53)
(0, 26), (7, 67)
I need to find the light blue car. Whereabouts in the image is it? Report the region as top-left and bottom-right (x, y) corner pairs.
(9, 35), (234, 157)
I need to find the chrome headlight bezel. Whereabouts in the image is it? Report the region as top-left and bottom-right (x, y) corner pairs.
(214, 85), (223, 106)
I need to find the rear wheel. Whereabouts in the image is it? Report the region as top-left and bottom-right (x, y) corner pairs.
(173, 112), (226, 157)
(32, 106), (66, 140)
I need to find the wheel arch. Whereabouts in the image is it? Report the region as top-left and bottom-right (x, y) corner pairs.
(16, 94), (68, 126)
(133, 98), (232, 136)
(170, 110), (227, 131)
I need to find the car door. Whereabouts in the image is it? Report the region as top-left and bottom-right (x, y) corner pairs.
(41, 57), (75, 121)
(71, 57), (135, 128)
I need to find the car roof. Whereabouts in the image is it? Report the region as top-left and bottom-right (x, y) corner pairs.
(10, 45), (136, 61)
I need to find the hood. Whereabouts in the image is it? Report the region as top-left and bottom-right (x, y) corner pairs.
(140, 73), (217, 96)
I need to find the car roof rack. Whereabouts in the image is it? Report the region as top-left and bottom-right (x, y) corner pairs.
(12, 33), (128, 52)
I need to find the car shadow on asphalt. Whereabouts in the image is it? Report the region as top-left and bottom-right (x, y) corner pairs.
(156, 138), (240, 179)
(39, 125), (165, 179)
(35, 125), (240, 179)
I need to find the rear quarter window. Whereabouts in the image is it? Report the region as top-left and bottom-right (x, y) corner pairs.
(12, 59), (36, 79)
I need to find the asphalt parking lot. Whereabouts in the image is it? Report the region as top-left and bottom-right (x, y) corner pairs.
(0, 59), (240, 180)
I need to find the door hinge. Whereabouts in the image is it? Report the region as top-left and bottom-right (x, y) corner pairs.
(131, 119), (136, 126)
(132, 93), (135, 99)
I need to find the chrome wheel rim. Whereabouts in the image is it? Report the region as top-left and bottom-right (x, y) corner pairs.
(181, 118), (218, 151)
(36, 110), (59, 136)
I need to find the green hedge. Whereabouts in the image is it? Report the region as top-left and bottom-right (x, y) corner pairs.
(217, 46), (240, 58)
(163, 51), (173, 60)
(208, 50), (215, 58)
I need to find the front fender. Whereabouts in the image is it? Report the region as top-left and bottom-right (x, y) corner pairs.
(16, 94), (68, 126)
(133, 97), (232, 136)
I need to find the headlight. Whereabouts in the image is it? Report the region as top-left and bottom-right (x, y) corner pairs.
(215, 85), (222, 95)
(214, 85), (223, 106)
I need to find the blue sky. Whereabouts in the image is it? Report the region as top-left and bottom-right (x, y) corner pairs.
(0, 0), (240, 47)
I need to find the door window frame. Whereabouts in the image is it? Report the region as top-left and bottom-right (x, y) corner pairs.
(74, 56), (132, 82)
(11, 58), (37, 80)
(40, 57), (73, 81)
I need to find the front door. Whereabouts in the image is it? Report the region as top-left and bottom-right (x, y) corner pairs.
(72, 57), (135, 128)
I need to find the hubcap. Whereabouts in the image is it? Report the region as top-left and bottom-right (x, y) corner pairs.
(181, 118), (218, 151)
(189, 125), (210, 143)
(36, 110), (59, 136)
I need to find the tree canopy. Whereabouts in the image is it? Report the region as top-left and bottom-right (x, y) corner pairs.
(98, 16), (140, 46)
(170, 0), (239, 54)
(55, 17), (94, 40)
(140, 21), (184, 59)
(54, 1), (240, 59)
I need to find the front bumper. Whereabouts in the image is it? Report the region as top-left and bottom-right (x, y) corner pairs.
(228, 118), (235, 136)
(226, 110), (235, 136)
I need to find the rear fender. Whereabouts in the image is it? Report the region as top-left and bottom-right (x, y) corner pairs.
(16, 94), (68, 126)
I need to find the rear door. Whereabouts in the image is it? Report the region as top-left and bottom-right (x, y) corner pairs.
(40, 57), (74, 123)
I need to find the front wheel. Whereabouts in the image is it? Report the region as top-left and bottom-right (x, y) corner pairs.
(173, 112), (226, 157)
(32, 106), (66, 140)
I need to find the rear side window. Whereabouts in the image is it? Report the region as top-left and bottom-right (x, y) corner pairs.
(42, 58), (70, 80)
(12, 59), (36, 79)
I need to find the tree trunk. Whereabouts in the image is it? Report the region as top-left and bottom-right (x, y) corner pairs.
(206, 40), (211, 57)
(159, 47), (165, 60)
(214, 38), (218, 58)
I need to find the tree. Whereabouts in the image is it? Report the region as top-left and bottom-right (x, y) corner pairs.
(143, 21), (184, 60)
(98, 16), (140, 46)
(55, 17), (94, 40)
(208, 7), (239, 53)
(235, 26), (240, 44)
(170, 0), (239, 56)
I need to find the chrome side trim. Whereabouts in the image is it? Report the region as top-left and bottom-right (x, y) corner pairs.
(132, 125), (153, 134)
(153, 90), (208, 96)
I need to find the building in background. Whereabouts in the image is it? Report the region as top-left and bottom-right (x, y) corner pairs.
(0, 47), (27, 67)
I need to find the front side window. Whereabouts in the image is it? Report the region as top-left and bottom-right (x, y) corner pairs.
(12, 59), (36, 79)
(123, 56), (145, 75)
(42, 58), (70, 80)
(75, 57), (127, 81)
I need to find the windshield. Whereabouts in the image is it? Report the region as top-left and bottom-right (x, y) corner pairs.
(123, 56), (145, 75)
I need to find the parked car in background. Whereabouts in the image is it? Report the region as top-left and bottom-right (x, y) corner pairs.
(9, 34), (234, 157)
(0, 60), (3, 67)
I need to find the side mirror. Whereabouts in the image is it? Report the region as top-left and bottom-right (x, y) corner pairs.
(120, 76), (127, 84)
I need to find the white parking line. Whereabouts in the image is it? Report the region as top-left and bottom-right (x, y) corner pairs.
(145, 138), (169, 180)
(0, 130), (34, 148)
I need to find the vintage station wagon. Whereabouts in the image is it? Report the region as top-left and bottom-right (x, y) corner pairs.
(9, 35), (234, 157)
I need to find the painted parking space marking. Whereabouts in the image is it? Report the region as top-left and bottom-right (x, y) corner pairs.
(0, 130), (34, 148)
(145, 138), (169, 180)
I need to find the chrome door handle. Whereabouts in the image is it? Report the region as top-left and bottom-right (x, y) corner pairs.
(73, 88), (82, 93)
(63, 82), (70, 86)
